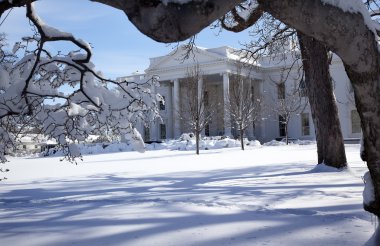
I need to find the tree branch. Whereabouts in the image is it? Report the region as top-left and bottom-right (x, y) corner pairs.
(92, 0), (244, 42)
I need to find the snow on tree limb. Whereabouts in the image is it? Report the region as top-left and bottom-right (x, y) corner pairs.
(0, 4), (161, 163)
(220, 1), (263, 32)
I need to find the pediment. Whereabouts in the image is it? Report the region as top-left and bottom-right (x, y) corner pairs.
(146, 46), (227, 72)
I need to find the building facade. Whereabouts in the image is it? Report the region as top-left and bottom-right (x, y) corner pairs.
(119, 46), (361, 143)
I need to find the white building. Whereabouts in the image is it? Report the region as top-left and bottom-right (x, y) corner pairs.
(119, 46), (361, 143)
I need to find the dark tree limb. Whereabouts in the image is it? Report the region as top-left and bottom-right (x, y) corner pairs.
(92, 0), (244, 43)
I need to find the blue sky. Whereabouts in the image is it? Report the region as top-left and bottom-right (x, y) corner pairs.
(1, 0), (250, 78)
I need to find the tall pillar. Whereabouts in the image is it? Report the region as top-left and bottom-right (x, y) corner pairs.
(248, 79), (255, 140)
(150, 83), (158, 141)
(172, 79), (181, 138)
(198, 76), (205, 136)
(223, 73), (232, 137)
(259, 80), (266, 140)
(167, 81), (174, 139)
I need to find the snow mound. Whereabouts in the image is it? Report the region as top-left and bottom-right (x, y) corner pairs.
(263, 140), (286, 146)
(43, 136), (262, 157)
(160, 137), (251, 151)
(310, 163), (347, 173)
(179, 133), (195, 141)
(45, 142), (135, 157)
(263, 139), (316, 146)
(41, 137), (321, 158)
(292, 140), (316, 145)
(248, 140), (261, 147)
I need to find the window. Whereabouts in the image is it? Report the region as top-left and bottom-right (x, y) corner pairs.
(160, 124), (166, 139)
(277, 83), (285, 99)
(301, 113), (310, 136)
(299, 79), (307, 97)
(251, 85), (255, 102)
(351, 110), (361, 133)
(144, 126), (150, 142)
(205, 124), (210, 137)
(159, 96), (165, 110)
(204, 91), (209, 106)
(279, 115), (286, 137)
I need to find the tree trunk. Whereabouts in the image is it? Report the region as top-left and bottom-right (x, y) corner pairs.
(195, 129), (200, 155)
(298, 32), (347, 168)
(239, 128), (244, 150)
(345, 67), (380, 217)
(285, 121), (289, 145)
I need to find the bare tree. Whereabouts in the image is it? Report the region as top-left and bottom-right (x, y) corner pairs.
(269, 70), (307, 145)
(226, 66), (261, 150)
(179, 65), (219, 155)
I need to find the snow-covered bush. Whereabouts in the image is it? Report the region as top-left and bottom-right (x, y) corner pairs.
(179, 133), (195, 141)
(263, 140), (287, 146)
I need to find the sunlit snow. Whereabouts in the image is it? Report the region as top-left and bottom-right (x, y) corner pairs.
(0, 143), (377, 245)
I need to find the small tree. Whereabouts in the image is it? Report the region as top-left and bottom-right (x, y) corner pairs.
(226, 68), (261, 150)
(271, 71), (307, 145)
(179, 65), (219, 155)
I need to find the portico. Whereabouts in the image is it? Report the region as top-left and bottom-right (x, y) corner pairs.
(138, 46), (262, 141)
(119, 45), (361, 143)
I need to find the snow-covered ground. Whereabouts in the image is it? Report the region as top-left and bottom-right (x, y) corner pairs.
(0, 143), (377, 246)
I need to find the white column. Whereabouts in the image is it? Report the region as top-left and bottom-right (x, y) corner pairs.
(198, 76), (205, 136)
(223, 73), (232, 137)
(167, 82), (174, 139)
(151, 84), (158, 141)
(248, 79), (255, 140)
(172, 79), (181, 138)
(259, 80), (266, 140)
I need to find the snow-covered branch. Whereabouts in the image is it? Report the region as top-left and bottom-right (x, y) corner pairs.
(220, 1), (263, 33)
(0, 3), (161, 163)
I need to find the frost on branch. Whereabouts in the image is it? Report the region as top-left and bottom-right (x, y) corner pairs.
(0, 3), (160, 164)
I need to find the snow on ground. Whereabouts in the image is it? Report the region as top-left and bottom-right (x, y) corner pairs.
(0, 144), (377, 246)
(38, 135), (262, 157)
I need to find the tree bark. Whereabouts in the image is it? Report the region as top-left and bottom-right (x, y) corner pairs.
(239, 128), (244, 150)
(345, 67), (380, 216)
(196, 130), (200, 155)
(298, 32), (347, 168)
(285, 121), (289, 145)
(93, 0), (242, 43)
